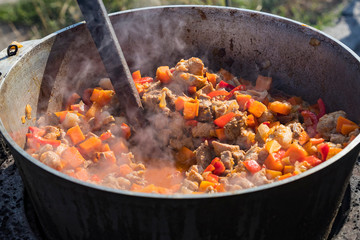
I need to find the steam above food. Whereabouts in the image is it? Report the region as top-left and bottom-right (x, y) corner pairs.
(25, 57), (360, 194)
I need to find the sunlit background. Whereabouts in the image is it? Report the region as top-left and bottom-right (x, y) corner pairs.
(0, 0), (349, 49)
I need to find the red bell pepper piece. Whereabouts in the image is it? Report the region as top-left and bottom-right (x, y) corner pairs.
(302, 156), (322, 167)
(317, 98), (326, 119)
(28, 126), (46, 137)
(134, 77), (154, 84)
(301, 110), (318, 137)
(213, 160), (226, 175)
(243, 160), (262, 174)
(317, 143), (330, 161)
(26, 133), (61, 147)
(204, 164), (216, 172)
(205, 173), (219, 183)
(207, 90), (229, 98)
(214, 112), (235, 128)
(100, 130), (112, 141)
(262, 121), (270, 127)
(218, 80), (235, 90)
(224, 85), (246, 100)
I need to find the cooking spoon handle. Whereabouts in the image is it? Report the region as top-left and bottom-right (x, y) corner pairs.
(76, 0), (143, 111)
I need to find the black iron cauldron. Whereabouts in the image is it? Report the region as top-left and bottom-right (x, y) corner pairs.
(0, 6), (360, 240)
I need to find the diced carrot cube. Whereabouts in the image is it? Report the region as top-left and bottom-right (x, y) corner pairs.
(268, 101), (292, 115)
(341, 124), (359, 135)
(175, 96), (189, 111)
(336, 116), (357, 133)
(66, 125), (85, 145)
(248, 100), (267, 118)
(283, 165), (295, 174)
(326, 148), (342, 160)
(199, 181), (216, 192)
(132, 70), (141, 81)
(78, 137), (102, 155)
(278, 173), (293, 181)
(265, 140), (282, 153)
(90, 88), (115, 106)
(236, 94), (252, 111)
(206, 72), (217, 87)
(183, 99), (199, 120)
(111, 138), (129, 155)
(74, 167), (89, 181)
(264, 153), (284, 171)
(215, 128), (226, 141)
(265, 169), (282, 179)
(156, 66), (171, 83)
(284, 142), (308, 163)
(61, 147), (85, 168)
(298, 131), (310, 145)
(246, 114), (257, 128)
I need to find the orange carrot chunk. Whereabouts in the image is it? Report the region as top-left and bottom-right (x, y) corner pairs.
(268, 101), (292, 115)
(247, 100), (267, 118)
(284, 142), (308, 163)
(156, 66), (171, 83)
(336, 116), (357, 133)
(66, 125), (85, 145)
(61, 147), (85, 168)
(78, 137), (102, 155)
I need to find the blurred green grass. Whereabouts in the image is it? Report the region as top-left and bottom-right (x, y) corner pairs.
(0, 0), (348, 39)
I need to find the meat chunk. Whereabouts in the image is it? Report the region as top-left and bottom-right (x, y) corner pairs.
(212, 141), (240, 156)
(62, 112), (80, 129)
(197, 99), (213, 122)
(232, 150), (245, 164)
(224, 116), (245, 141)
(102, 175), (131, 190)
(317, 111), (346, 139)
(191, 122), (214, 138)
(226, 172), (254, 189)
(175, 57), (205, 76)
(182, 179), (199, 192)
(287, 122), (305, 139)
(236, 128), (255, 150)
(250, 169), (272, 186)
(273, 125), (292, 149)
(40, 151), (62, 170)
(194, 141), (213, 168)
(330, 133), (346, 144)
(220, 151), (234, 170)
(185, 165), (204, 183)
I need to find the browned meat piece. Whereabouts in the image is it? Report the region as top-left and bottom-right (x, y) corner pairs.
(62, 112), (80, 129)
(212, 100), (239, 119)
(38, 144), (53, 155)
(224, 114), (246, 141)
(287, 122), (305, 139)
(186, 165), (204, 183)
(43, 126), (60, 140)
(244, 144), (262, 162)
(194, 141), (213, 168)
(236, 128), (255, 150)
(37, 112), (59, 127)
(168, 112), (186, 138)
(197, 100), (213, 122)
(257, 110), (276, 123)
(273, 125), (292, 149)
(157, 129), (172, 146)
(220, 151), (234, 170)
(118, 152), (135, 165)
(317, 111), (346, 139)
(142, 89), (162, 111)
(330, 134), (346, 144)
(102, 175), (131, 190)
(126, 170), (146, 185)
(182, 179), (199, 192)
(39, 151), (62, 170)
(212, 141), (240, 156)
(174, 57), (205, 76)
(232, 150), (245, 164)
(226, 172), (255, 189)
(169, 136), (194, 150)
(243, 89), (268, 102)
(250, 169), (272, 186)
(191, 122), (214, 138)
(197, 81), (214, 95)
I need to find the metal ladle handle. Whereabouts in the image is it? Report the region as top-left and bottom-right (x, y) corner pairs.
(76, 0), (143, 112)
